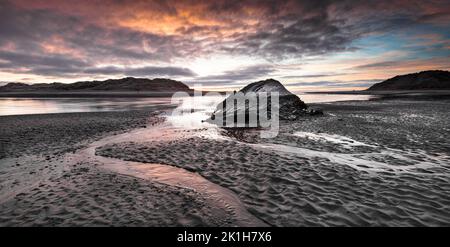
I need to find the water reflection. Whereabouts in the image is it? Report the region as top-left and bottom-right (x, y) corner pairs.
(296, 93), (375, 103)
(166, 94), (225, 129)
(0, 93), (375, 116)
(0, 97), (174, 116)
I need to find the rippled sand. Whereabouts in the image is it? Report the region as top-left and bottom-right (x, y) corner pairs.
(0, 109), (236, 226)
(97, 99), (450, 226)
(1, 98), (450, 226)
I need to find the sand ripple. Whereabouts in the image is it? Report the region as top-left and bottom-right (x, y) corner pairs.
(97, 137), (450, 226)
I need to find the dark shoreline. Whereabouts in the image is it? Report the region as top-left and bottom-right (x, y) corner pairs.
(305, 90), (450, 102)
(0, 91), (186, 98)
(305, 89), (450, 95)
(3, 89), (450, 98)
(0, 90), (228, 98)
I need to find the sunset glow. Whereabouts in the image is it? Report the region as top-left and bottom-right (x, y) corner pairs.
(1, 0), (449, 91)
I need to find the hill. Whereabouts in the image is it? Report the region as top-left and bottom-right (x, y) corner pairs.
(0, 77), (191, 92)
(368, 70), (450, 91)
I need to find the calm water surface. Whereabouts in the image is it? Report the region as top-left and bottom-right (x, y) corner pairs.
(0, 93), (375, 116)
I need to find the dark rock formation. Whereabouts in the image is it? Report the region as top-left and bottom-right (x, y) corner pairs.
(0, 77), (191, 92)
(307, 108), (324, 116)
(278, 94), (309, 120)
(368, 70), (450, 91)
(206, 79), (311, 127)
(239, 79), (293, 96)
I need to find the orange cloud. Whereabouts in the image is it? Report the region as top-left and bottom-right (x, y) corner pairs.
(11, 0), (289, 38)
(40, 36), (84, 58)
(4, 0), (449, 90)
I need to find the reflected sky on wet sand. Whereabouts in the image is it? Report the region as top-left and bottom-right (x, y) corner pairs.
(0, 94), (376, 116)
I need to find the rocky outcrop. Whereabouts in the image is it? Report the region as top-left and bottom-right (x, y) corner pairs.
(206, 79), (313, 127)
(368, 70), (450, 91)
(239, 79), (293, 96)
(0, 77), (191, 92)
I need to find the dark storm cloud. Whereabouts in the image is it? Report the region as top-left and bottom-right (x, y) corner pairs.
(0, 50), (88, 68)
(282, 73), (349, 79)
(353, 56), (450, 70)
(288, 79), (382, 88)
(228, 12), (356, 59)
(223, 0), (450, 59)
(1, 0), (449, 81)
(0, 1), (198, 73)
(0, 50), (89, 77)
(354, 61), (404, 69)
(84, 66), (196, 77)
(189, 65), (276, 86)
(0, 0), (208, 83)
(0, 49), (195, 77)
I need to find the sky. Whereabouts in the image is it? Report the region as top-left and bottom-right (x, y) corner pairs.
(0, 0), (449, 91)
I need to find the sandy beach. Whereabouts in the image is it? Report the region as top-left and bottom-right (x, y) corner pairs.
(1, 96), (450, 226)
(1, 0), (450, 231)
(0, 107), (241, 226)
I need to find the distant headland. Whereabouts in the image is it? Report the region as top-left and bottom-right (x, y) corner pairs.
(0, 77), (192, 97)
(308, 70), (450, 95)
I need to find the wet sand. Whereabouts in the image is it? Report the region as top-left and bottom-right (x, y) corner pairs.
(1, 97), (450, 226)
(97, 98), (450, 226)
(0, 108), (240, 226)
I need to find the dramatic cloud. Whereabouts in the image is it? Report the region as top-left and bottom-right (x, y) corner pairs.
(282, 73), (350, 79)
(0, 0), (449, 89)
(191, 65), (276, 86)
(287, 79), (383, 88)
(0, 50), (195, 78)
(83, 66), (196, 77)
(354, 57), (450, 71)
